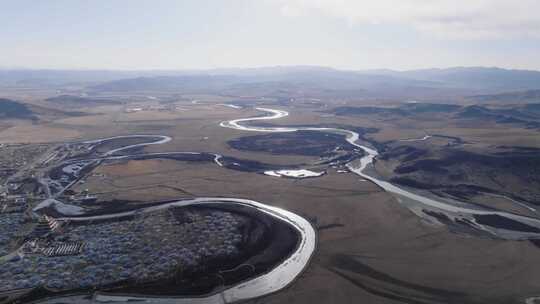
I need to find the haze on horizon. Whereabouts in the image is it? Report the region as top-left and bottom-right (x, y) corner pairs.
(2, 0), (540, 71)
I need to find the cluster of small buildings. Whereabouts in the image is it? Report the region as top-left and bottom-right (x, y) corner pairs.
(124, 104), (170, 113)
(0, 194), (28, 213)
(40, 144), (93, 167)
(21, 234), (85, 257)
(0, 144), (50, 183)
(0, 207), (246, 293)
(43, 160), (96, 198)
(0, 212), (25, 256)
(24, 215), (56, 240)
(61, 161), (92, 176)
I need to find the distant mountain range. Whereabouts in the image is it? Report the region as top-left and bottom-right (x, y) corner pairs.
(45, 95), (121, 107)
(87, 67), (441, 95)
(467, 89), (540, 103)
(87, 66), (540, 98)
(362, 67), (540, 91)
(2, 66), (540, 100)
(0, 98), (88, 121)
(328, 102), (540, 130)
(0, 69), (183, 87)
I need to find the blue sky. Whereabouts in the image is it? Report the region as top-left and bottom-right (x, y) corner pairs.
(1, 0), (539, 70)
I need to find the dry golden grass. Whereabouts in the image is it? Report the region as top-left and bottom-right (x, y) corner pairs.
(73, 157), (540, 304)
(4, 95), (540, 302)
(0, 121), (81, 143)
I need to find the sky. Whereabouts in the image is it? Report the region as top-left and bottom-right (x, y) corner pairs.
(1, 0), (540, 71)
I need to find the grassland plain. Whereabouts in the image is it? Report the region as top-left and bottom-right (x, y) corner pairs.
(3, 94), (540, 303)
(73, 156), (540, 304)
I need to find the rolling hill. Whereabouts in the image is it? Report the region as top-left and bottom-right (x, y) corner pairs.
(0, 98), (35, 119)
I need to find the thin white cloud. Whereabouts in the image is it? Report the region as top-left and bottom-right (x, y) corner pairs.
(271, 0), (540, 39)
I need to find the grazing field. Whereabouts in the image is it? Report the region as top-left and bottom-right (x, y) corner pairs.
(73, 146), (540, 304)
(2, 89), (540, 304)
(0, 122), (81, 144)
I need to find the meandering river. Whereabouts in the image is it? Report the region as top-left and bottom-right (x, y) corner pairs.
(34, 133), (316, 304)
(221, 107), (540, 240)
(53, 197), (315, 304)
(34, 107), (540, 304)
